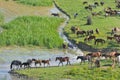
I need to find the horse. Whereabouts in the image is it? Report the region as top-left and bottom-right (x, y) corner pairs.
(95, 28), (99, 34)
(83, 1), (88, 5)
(41, 59), (51, 67)
(86, 51), (102, 59)
(107, 36), (114, 40)
(21, 62), (30, 68)
(76, 56), (91, 64)
(51, 13), (59, 17)
(76, 30), (86, 37)
(88, 35), (96, 41)
(102, 54), (111, 59)
(94, 38), (105, 45)
(100, 1), (104, 6)
(62, 43), (67, 49)
(32, 59), (41, 67)
(55, 57), (71, 66)
(10, 60), (22, 70)
(94, 2), (99, 6)
(74, 13), (78, 19)
(86, 30), (94, 36)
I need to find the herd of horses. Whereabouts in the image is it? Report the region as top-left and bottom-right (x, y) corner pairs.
(10, 56), (71, 70)
(10, 50), (120, 70)
(71, 25), (120, 45)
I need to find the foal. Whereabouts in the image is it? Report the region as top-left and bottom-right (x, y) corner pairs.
(41, 59), (51, 67)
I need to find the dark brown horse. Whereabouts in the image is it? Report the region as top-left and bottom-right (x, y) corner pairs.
(55, 57), (71, 66)
(41, 59), (51, 67)
(107, 36), (114, 40)
(83, 1), (88, 5)
(94, 38), (105, 45)
(76, 30), (86, 36)
(88, 35), (96, 41)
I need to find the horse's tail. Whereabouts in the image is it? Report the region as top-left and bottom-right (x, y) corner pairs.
(10, 62), (13, 69)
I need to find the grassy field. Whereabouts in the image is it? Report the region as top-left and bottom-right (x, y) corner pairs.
(16, 60), (120, 80)
(55, 0), (120, 49)
(0, 16), (64, 48)
(12, 0), (53, 6)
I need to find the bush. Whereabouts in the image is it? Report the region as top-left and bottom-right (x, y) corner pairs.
(86, 16), (92, 25)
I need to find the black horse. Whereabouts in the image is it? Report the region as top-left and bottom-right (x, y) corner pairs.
(94, 38), (105, 45)
(21, 59), (32, 68)
(10, 60), (22, 70)
(76, 56), (91, 64)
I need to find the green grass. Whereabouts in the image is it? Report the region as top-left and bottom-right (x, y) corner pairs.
(0, 16), (64, 48)
(55, 0), (120, 49)
(0, 13), (4, 26)
(16, 60), (120, 80)
(13, 0), (53, 6)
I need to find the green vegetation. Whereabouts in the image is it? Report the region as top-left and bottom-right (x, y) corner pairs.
(55, 0), (120, 49)
(0, 16), (64, 48)
(16, 60), (120, 80)
(13, 0), (53, 6)
(0, 13), (4, 26)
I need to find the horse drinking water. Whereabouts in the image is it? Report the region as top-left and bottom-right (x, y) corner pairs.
(10, 60), (22, 70)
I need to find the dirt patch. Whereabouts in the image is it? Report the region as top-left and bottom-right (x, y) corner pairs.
(0, 0), (53, 22)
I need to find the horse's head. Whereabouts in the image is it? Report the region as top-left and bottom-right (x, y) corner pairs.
(32, 58), (36, 61)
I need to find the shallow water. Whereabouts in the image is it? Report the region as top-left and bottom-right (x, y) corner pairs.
(0, 48), (82, 80)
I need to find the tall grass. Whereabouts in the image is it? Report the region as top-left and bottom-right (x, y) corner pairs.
(13, 0), (53, 6)
(0, 16), (64, 48)
(55, 0), (120, 49)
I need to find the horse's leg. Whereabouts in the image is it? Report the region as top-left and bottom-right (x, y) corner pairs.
(58, 62), (61, 66)
(69, 61), (71, 65)
(44, 63), (45, 68)
(62, 62), (64, 66)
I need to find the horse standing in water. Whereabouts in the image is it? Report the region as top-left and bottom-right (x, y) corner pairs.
(55, 57), (71, 66)
(10, 60), (22, 70)
(21, 59), (32, 68)
(32, 59), (41, 67)
(41, 59), (51, 67)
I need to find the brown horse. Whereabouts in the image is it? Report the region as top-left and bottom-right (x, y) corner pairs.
(41, 59), (51, 67)
(55, 57), (71, 66)
(109, 51), (117, 58)
(32, 59), (41, 67)
(87, 51), (102, 59)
